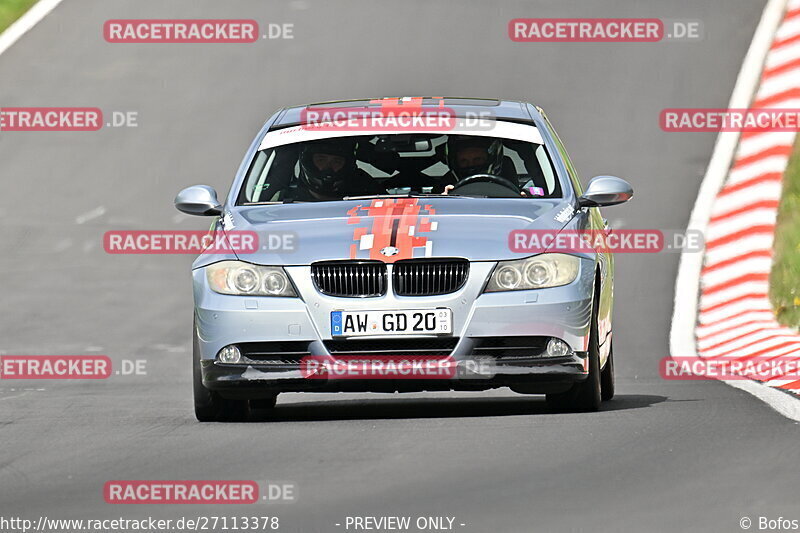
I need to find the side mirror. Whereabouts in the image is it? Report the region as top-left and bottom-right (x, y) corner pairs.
(174, 185), (223, 216)
(578, 176), (633, 208)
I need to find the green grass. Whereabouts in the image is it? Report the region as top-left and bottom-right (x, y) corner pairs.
(0, 0), (40, 33)
(770, 138), (800, 327)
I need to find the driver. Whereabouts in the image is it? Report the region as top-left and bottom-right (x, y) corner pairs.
(447, 136), (504, 179)
(443, 136), (522, 195)
(294, 139), (386, 201)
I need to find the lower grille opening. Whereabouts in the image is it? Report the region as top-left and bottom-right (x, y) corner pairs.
(471, 336), (549, 359)
(238, 341), (312, 364)
(324, 337), (459, 357)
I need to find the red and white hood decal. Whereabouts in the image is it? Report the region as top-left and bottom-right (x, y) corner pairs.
(347, 198), (438, 262)
(211, 197), (570, 267)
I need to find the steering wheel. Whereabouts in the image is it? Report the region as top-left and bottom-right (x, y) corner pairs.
(451, 173), (520, 194)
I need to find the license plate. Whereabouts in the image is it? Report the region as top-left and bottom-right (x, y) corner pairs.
(330, 308), (452, 337)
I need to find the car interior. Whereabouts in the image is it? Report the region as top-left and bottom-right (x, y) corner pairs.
(240, 134), (563, 203)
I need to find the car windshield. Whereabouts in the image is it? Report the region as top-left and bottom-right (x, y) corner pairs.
(238, 127), (561, 204)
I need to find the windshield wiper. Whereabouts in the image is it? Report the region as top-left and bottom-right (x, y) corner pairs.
(342, 193), (483, 200)
(343, 193), (415, 200)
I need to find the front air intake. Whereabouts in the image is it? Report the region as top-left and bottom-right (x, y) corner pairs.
(393, 259), (469, 296)
(311, 261), (387, 297)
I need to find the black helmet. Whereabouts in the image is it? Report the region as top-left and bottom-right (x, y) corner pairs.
(299, 139), (357, 197)
(446, 136), (503, 179)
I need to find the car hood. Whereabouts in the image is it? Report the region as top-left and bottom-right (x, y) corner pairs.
(219, 197), (573, 265)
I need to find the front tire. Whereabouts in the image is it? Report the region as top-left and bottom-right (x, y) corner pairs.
(600, 343), (615, 401)
(546, 304), (602, 413)
(193, 322), (249, 422)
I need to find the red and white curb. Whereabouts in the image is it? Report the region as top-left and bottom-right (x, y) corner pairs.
(671, 0), (800, 421)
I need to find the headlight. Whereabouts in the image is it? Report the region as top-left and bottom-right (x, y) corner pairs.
(484, 254), (579, 292)
(206, 261), (297, 297)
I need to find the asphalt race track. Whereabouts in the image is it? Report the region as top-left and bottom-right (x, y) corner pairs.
(1, 1), (798, 531)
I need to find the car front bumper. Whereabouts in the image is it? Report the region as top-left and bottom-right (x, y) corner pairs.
(193, 259), (596, 396)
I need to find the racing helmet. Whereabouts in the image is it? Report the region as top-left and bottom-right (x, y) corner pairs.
(446, 136), (504, 179)
(299, 139), (358, 197)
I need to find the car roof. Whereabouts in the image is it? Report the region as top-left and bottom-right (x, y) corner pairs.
(270, 97), (536, 129)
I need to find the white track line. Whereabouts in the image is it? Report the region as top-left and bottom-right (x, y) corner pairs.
(0, 0), (65, 57)
(669, 0), (800, 423)
(75, 206), (106, 225)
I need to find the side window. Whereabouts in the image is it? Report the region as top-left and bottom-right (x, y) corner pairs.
(542, 115), (584, 196)
(242, 150), (277, 202)
(503, 142), (561, 196)
(534, 144), (557, 194)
